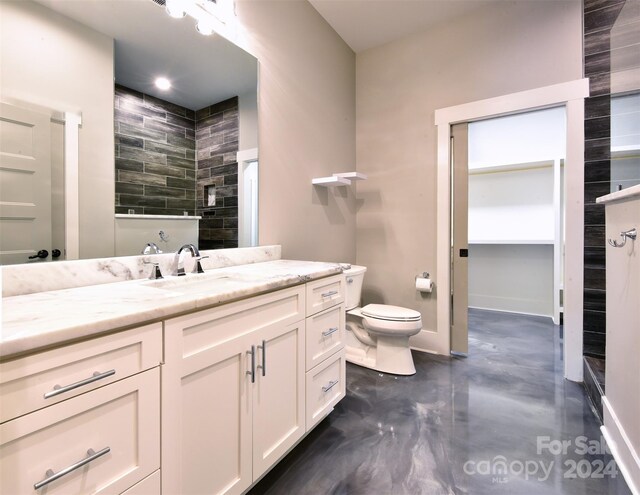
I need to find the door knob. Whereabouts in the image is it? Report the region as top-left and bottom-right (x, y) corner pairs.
(52, 249), (61, 258)
(28, 249), (49, 260)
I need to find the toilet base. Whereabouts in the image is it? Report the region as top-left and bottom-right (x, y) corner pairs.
(345, 333), (417, 376)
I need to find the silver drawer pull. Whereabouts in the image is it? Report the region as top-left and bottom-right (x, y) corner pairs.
(44, 369), (116, 399)
(322, 327), (339, 337)
(257, 340), (266, 377)
(321, 290), (338, 298)
(34, 447), (110, 490)
(246, 346), (256, 383)
(322, 380), (339, 393)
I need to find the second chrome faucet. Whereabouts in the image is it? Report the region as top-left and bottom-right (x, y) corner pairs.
(173, 244), (208, 276)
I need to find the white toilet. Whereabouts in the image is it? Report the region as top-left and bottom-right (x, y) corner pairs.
(342, 265), (422, 375)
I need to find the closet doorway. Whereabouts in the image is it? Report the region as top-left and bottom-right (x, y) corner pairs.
(450, 108), (567, 355)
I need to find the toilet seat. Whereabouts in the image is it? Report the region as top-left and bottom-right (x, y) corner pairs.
(361, 304), (421, 322)
(360, 304), (422, 338)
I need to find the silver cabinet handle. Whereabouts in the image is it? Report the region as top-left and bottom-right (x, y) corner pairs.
(321, 290), (338, 298)
(34, 447), (110, 490)
(322, 380), (339, 393)
(257, 340), (266, 377)
(608, 227), (637, 248)
(44, 369), (116, 399)
(246, 346), (256, 383)
(322, 327), (339, 337)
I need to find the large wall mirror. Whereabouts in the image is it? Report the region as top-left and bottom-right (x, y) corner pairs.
(609, 1), (640, 193)
(0, 0), (258, 265)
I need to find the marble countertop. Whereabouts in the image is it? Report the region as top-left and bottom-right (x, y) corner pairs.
(1, 260), (342, 359)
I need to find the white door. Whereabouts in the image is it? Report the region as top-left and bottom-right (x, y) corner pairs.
(451, 123), (469, 355)
(0, 103), (52, 264)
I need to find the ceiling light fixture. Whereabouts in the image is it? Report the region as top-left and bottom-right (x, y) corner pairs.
(165, 0), (186, 18)
(155, 77), (172, 90)
(161, 0), (232, 37)
(196, 20), (215, 36)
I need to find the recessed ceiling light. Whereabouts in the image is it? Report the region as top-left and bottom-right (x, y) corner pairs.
(155, 77), (171, 90)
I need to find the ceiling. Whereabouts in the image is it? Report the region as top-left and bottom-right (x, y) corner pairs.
(35, 0), (257, 110)
(308, 0), (506, 53)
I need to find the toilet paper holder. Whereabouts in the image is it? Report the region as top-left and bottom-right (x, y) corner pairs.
(415, 272), (433, 293)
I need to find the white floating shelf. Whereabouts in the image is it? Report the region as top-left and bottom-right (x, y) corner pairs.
(333, 172), (368, 181)
(312, 171), (367, 187)
(312, 176), (352, 187)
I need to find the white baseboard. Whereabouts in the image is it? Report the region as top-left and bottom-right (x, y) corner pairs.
(602, 396), (640, 495)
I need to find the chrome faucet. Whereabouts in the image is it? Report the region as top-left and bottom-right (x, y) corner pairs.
(142, 242), (162, 255)
(173, 244), (207, 276)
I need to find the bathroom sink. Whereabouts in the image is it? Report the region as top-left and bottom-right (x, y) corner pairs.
(141, 273), (243, 294)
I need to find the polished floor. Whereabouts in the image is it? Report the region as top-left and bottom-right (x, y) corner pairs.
(249, 309), (631, 495)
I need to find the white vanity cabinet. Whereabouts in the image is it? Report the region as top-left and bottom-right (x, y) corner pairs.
(162, 286), (307, 495)
(0, 323), (162, 495)
(304, 274), (347, 431)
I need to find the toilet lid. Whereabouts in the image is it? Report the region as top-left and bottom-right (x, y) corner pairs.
(361, 304), (421, 322)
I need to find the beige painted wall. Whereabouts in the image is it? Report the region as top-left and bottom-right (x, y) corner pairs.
(355, 1), (582, 345)
(0, 0), (115, 260)
(237, 0), (357, 263)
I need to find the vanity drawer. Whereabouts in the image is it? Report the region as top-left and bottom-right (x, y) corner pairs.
(305, 304), (345, 371)
(305, 274), (344, 316)
(0, 368), (160, 495)
(165, 285), (304, 361)
(305, 349), (346, 431)
(0, 322), (162, 424)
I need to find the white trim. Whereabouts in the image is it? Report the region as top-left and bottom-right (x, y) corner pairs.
(602, 396), (640, 495)
(563, 98), (585, 381)
(553, 157), (562, 325)
(434, 79), (589, 380)
(236, 148), (259, 247)
(115, 214), (202, 220)
(434, 79), (589, 125)
(63, 112), (81, 261)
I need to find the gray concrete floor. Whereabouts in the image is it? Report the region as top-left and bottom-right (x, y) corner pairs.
(249, 309), (631, 495)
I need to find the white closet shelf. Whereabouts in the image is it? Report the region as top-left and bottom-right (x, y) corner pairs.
(468, 239), (554, 245)
(312, 171), (367, 187)
(468, 159), (561, 175)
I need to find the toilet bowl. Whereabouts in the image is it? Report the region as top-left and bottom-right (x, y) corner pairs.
(342, 265), (422, 375)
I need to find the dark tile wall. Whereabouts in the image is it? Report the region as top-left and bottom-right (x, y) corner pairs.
(582, 0), (639, 358)
(114, 84), (196, 216)
(195, 97), (239, 249)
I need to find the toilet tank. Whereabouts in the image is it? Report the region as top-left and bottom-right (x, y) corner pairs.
(342, 265), (367, 310)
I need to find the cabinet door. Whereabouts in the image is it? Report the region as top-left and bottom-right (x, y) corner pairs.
(163, 328), (252, 495)
(251, 320), (305, 480)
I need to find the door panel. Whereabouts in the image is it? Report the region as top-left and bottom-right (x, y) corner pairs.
(451, 123), (469, 355)
(0, 103), (52, 264)
(252, 321), (305, 480)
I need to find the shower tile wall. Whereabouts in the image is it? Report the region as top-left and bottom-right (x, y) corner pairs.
(582, 0), (640, 359)
(114, 85), (196, 216)
(195, 97), (239, 249)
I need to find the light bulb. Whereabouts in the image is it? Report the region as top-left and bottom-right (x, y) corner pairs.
(155, 77), (171, 90)
(166, 0), (186, 18)
(196, 20), (215, 36)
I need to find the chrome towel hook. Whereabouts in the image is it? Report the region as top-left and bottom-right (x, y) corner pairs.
(608, 228), (637, 248)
